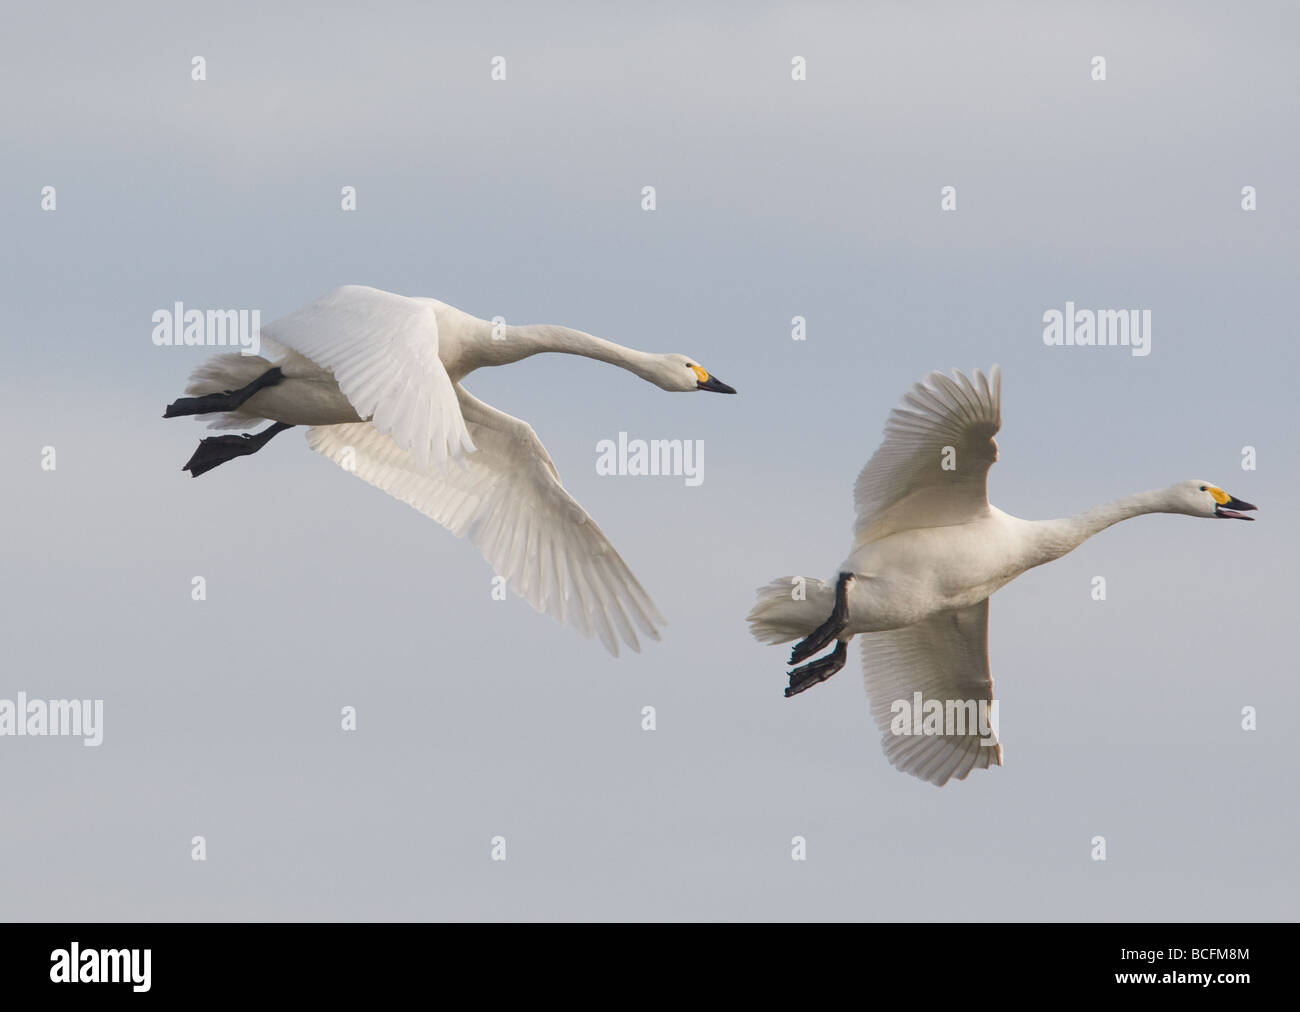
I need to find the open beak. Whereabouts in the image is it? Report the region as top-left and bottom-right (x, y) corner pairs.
(1215, 496), (1257, 520)
(697, 375), (737, 394)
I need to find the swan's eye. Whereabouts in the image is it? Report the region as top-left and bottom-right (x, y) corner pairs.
(1199, 485), (1207, 491)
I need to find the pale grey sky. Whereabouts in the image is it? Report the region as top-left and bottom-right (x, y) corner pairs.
(1, 1), (1297, 920)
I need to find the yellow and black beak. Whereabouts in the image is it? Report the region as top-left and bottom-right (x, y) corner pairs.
(1212, 489), (1257, 520)
(692, 365), (736, 394)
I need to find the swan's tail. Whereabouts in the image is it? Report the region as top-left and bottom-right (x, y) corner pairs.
(175, 354), (277, 429)
(746, 577), (835, 644)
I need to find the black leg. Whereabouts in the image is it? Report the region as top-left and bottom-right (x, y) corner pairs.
(789, 571), (854, 664)
(182, 422), (295, 477)
(164, 366), (285, 418)
(785, 641), (848, 697)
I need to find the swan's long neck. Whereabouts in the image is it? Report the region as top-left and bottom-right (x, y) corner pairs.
(1024, 488), (1172, 568)
(472, 323), (658, 380)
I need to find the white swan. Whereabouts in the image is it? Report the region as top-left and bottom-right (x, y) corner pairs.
(165, 284), (736, 655)
(747, 366), (1256, 786)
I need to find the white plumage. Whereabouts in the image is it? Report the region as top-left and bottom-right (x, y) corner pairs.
(265, 286), (475, 472)
(168, 285), (735, 655)
(749, 366), (1256, 786)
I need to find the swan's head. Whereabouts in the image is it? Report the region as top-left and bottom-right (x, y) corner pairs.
(649, 354), (737, 394)
(1171, 480), (1257, 520)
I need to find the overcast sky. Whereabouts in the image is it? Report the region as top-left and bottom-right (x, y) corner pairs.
(1, 1), (1297, 920)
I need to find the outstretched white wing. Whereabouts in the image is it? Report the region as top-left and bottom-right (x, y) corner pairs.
(306, 385), (665, 655)
(861, 600), (1003, 786)
(264, 285), (475, 470)
(853, 366), (1001, 545)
